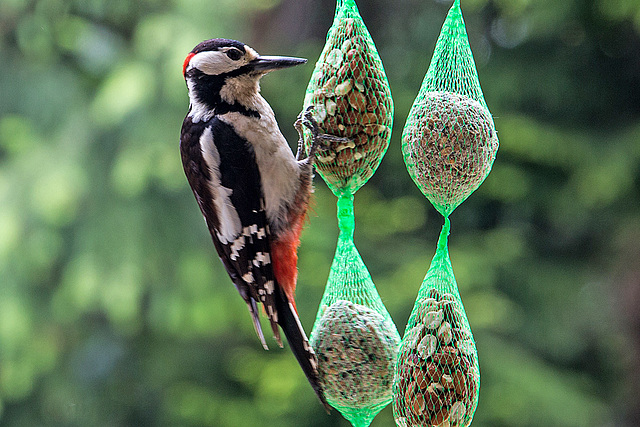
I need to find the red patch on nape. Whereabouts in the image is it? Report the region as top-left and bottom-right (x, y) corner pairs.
(183, 52), (196, 77)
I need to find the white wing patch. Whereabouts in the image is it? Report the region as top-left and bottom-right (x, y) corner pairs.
(199, 127), (242, 244)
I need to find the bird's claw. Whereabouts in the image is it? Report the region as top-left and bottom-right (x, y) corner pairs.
(294, 107), (314, 161)
(294, 106), (351, 161)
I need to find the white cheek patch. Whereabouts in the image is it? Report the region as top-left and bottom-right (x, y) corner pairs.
(190, 50), (245, 75)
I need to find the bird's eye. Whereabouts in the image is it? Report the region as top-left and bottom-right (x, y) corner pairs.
(226, 48), (243, 61)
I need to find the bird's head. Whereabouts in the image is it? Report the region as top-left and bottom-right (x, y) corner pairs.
(183, 38), (306, 116)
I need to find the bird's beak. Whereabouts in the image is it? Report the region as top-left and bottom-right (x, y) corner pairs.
(249, 55), (307, 73)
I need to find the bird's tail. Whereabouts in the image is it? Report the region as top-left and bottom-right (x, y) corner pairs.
(274, 287), (331, 413)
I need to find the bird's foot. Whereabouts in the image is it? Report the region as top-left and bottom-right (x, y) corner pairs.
(294, 106), (351, 162)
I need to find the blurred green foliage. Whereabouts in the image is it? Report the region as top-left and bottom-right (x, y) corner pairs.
(1, 0), (639, 426)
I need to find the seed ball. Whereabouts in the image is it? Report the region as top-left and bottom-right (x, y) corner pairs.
(402, 91), (498, 215)
(311, 300), (400, 410)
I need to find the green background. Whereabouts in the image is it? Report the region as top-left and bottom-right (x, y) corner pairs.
(1, 0), (639, 425)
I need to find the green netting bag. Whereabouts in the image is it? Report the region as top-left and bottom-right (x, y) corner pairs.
(303, 2), (399, 425)
(310, 194), (401, 427)
(303, 0), (393, 197)
(393, 1), (497, 426)
(401, 0), (498, 218)
(392, 219), (479, 427)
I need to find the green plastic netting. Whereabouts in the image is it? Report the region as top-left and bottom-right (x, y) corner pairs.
(392, 219), (479, 427)
(303, 2), (399, 425)
(401, 0), (498, 218)
(303, 0), (393, 198)
(310, 194), (400, 427)
(393, 1), (497, 426)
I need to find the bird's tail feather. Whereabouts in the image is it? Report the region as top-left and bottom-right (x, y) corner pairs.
(247, 298), (269, 350)
(274, 288), (331, 412)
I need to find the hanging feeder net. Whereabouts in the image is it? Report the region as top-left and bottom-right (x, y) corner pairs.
(393, 219), (479, 427)
(303, 0), (393, 198)
(302, 1), (399, 425)
(401, 0), (498, 218)
(310, 194), (401, 427)
(394, 1), (498, 426)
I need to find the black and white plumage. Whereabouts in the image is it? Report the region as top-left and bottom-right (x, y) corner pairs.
(180, 38), (329, 409)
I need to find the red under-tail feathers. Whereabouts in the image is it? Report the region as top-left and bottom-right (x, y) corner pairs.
(271, 211), (306, 313)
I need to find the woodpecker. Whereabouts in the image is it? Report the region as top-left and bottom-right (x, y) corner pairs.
(180, 38), (329, 409)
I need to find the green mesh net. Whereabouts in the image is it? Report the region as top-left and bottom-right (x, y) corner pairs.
(303, 2), (399, 425)
(310, 194), (400, 427)
(401, 0), (498, 218)
(393, 2), (498, 425)
(393, 219), (479, 427)
(303, 0), (393, 197)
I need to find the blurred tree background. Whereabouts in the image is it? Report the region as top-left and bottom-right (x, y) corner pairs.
(1, 0), (639, 425)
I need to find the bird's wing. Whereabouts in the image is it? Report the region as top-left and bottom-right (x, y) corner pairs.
(180, 115), (328, 410)
(181, 116), (282, 347)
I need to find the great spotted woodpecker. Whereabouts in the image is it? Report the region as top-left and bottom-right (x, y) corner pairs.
(180, 38), (329, 409)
